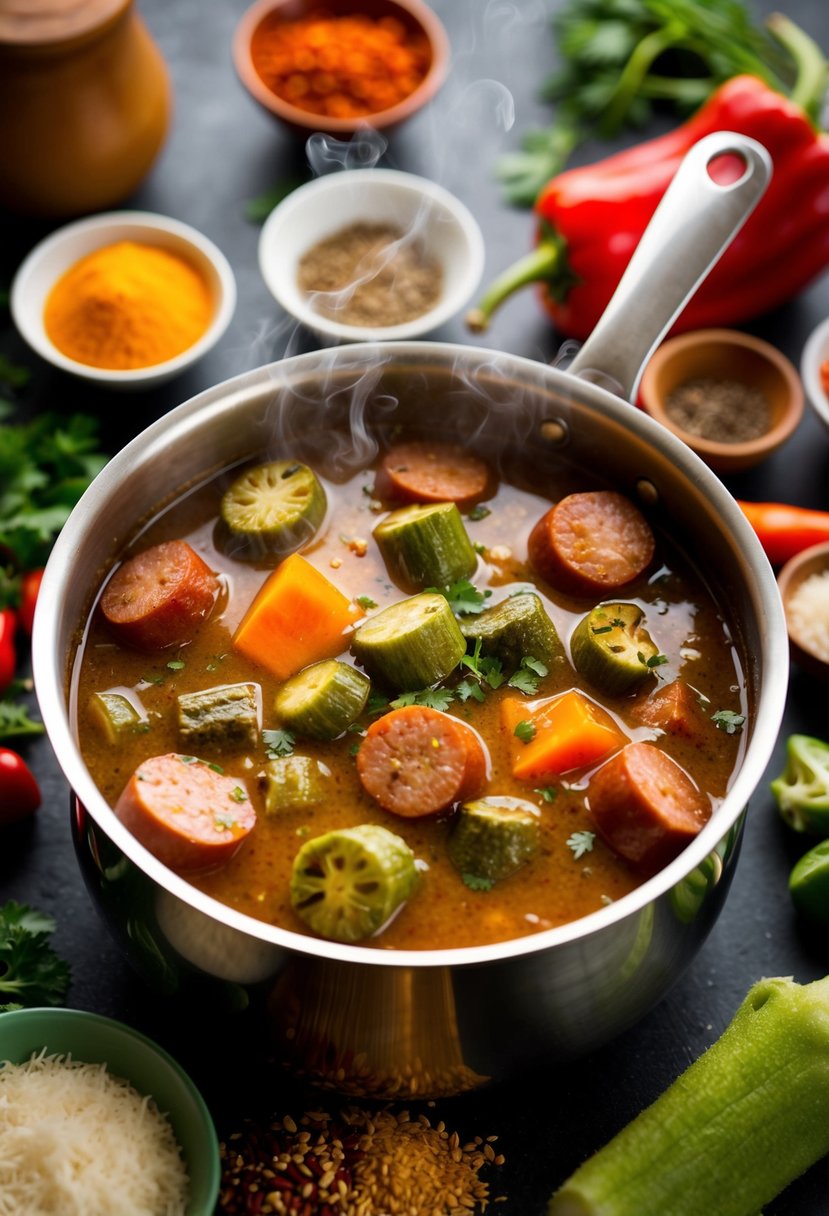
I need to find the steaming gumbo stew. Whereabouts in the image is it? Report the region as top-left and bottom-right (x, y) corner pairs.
(73, 423), (747, 950)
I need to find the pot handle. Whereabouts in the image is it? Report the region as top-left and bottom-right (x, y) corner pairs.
(567, 131), (772, 402)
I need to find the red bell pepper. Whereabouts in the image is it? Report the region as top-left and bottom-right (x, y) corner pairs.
(738, 501), (829, 566)
(468, 15), (829, 340)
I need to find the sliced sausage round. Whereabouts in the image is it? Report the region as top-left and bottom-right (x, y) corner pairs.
(115, 753), (256, 872)
(357, 705), (489, 817)
(587, 741), (710, 874)
(101, 539), (220, 650)
(527, 490), (654, 596)
(632, 680), (712, 743)
(376, 441), (492, 507)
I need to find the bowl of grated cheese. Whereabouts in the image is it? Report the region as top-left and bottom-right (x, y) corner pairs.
(0, 1006), (220, 1216)
(777, 541), (829, 680)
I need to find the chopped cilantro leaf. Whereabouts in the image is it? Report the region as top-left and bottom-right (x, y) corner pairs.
(0, 698), (44, 740)
(712, 709), (746, 735)
(428, 579), (492, 617)
(0, 902), (71, 1008)
(456, 678), (486, 704)
(390, 687), (455, 712)
(567, 830), (596, 859)
(230, 786), (248, 803)
(534, 786), (557, 803)
(462, 873), (494, 892)
(507, 655), (549, 695)
(366, 691), (390, 715)
(166, 659), (185, 671)
(355, 594), (378, 610)
(263, 728), (295, 758)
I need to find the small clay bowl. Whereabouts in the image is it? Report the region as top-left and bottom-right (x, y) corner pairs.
(800, 315), (829, 433)
(639, 328), (804, 474)
(777, 541), (829, 681)
(233, 0), (450, 137)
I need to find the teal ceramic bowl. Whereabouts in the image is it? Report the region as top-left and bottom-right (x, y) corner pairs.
(0, 1007), (220, 1215)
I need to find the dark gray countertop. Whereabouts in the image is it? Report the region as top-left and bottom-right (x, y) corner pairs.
(2, 0), (829, 1212)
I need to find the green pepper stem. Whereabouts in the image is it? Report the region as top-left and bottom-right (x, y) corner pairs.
(548, 974), (829, 1216)
(465, 242), (561, 333)
(767, 12), (829, 127)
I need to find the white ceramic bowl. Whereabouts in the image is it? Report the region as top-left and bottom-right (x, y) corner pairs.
(258, 168), (485, 342)
(10, 211), (237, 392)
(801, 315), (829, 431)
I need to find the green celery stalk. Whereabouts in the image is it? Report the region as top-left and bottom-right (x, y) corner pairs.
(548, 975), (829, 1216)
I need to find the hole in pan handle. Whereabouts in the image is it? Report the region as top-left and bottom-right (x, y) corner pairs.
(568, 131), (773, 404)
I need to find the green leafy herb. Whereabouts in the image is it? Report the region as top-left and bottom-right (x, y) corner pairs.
(0, 356), (31, 389)
(641, 652), (668, 669)
(0, 902), (71, 1008)
(245, 178), (306, 223)
(429, 579), (492, 617)
(166, 659), (185, 671)
(496, 0), (807, 206)
(567, 830), (596, 859)
(712, 709), (746, 735)
(390, 687), (455, 712)
(230, 786), (248, 803)
(263, 728), (296, 758)
(467, 504), (491, 522)
(0, 698), (44, 740)
(535, 785), (557, 803)
(456, 678), (486, 704)
(366, 691), (390, 715)
(462, 873), (495, 892)
(507, 655), (549, 695)
(460, 638), (506, 693)
(514, 719), (537, 744)
(355, 594), (378, 610)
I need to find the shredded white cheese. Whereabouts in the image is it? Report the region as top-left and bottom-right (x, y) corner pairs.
(787, 569), (829, 664)
(0, 1049), (190, 1216)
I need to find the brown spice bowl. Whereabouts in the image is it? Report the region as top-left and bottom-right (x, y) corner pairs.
(777, 541), (829, 680)
(232, 0), (451, 137)
(638, 328), (804, 474)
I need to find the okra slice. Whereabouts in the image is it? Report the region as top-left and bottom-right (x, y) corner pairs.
(448, 796), (540, 883)
(220, 459), (326, 557)
(177, 682), (260, 752)
(290, 824), (418, 942)
(570, 602), (659, 695)
(461, 592), (561, 672)
(351, 592), (466, 691)
(274, 659), (370, 740)
(88, 690), (144, 743)
(261, 755), (328, 815)
(373, 502), (477, 591)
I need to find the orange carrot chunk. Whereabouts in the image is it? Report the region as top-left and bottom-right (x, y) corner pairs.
(502, 688), (626, 780)
(233, 553), (363, 681)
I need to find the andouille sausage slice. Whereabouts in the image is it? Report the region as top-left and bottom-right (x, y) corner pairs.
(101, 539), (220, 650)
(587, 741), (710, 874)
(528, 490), (655, 596)
(632, 680), (713, 744)
(375, 441), (492, 507)
(115, 753), (255, 872)
(357, 705), (489, 817)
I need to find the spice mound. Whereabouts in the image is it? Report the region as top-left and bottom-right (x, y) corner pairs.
(44, 240), (213, 370)
(298, 222), (442, 330)
(250, 12), (432, 120)
(219, 1106), (506, 1215)
(664, 377), (771, 444)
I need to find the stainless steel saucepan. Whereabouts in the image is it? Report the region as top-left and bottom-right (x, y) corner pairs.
(35, 132), (788, 1097)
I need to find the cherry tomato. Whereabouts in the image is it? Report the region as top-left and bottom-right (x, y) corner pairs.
(17, 569), (44, 637)
(0, 607), (17, 695)
(0, 747), (41, 823)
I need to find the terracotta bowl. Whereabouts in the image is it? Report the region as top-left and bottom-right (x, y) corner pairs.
(639, 328), (804, 474)
(800, 315), (829, 432)
(232, 0), (450, 137)
(777, 541), (829, 681)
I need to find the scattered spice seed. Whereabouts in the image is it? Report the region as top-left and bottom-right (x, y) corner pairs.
(664, 376), (771, 444)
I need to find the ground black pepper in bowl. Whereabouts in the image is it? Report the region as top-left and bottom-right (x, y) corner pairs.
(297, 222), (442, 329)
(664, 377), (771, 444)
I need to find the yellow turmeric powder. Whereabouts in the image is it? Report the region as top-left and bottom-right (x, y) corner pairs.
(44, 240), (213, 370)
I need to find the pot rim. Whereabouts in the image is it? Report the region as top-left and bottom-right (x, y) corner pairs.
(35, 341), (790, 969)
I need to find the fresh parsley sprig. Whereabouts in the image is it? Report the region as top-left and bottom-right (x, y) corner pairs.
(0, 902), (71, 1009)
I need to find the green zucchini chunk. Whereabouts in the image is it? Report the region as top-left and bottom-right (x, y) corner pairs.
(261, 755), (328, 815)
(373, 502), (477, 591)
(290, 824), (419, 942)
(448, 796), (540, 883)
(461, 592), (561, 672)
(351, 592), (466, 691)
(570, 602), (659, 694)
(177, 682), (260, 751)
(88, 690), (144, 743)
(274, 659), (370, 740)
(220, 459), (326, 557)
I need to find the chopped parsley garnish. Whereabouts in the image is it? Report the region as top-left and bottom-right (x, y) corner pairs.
(641, 652), (668, 669)
(355, 594), (378, 610)
(229, 786), (248, 803)
(567, 830), (596, 859)
(460, 639), (505, 691)
(712, 709), (746, 735)
(462, 873), (494, 892)
(534, 785), (557, 803)
(429, 578), (492, 617)
(263, 728), (295, 758)
(456, 678), (486, 704)
(390, 687), (455, 712)
(0, 902), (71, 1008)
(514, 719), (536, 743)
(366, 691), (390, 715)
(166, 658), (185, 671)
(467, 504), (491, 521)
(0, 698), (44, 740)
(507, 655), (548, 695)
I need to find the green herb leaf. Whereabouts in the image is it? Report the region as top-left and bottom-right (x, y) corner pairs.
(0, 902), (71, 1007)
(355, 594), (378, 610)
(166, 659), (185, 671)
(534, 785), (557, 803)
(567, 830), (596, 859)
(514, 719), (536, 744)
(263, 728), (295, 758)
(390, 687), (455, 712)
(366, 691), (390, 715)
(456, 678), (486, 704)
(467, 504), (491, 522)
(429, 579), (492, 617)
(229, 786), (248, 803)
(462, 873), (494, 892)
(712, 709), (746, 735)
(507, 655), (549, 695)
(0, 698), (44, 740)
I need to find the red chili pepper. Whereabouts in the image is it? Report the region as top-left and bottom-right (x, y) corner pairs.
(0, 607), (17, 695)
(467, 18), (829, 340)
(17, 569), (44, 638)
(738, 501), (829, 566)
(0, 747), (40, 823)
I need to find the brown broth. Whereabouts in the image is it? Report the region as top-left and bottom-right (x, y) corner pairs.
(72, 444), (746, 951)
